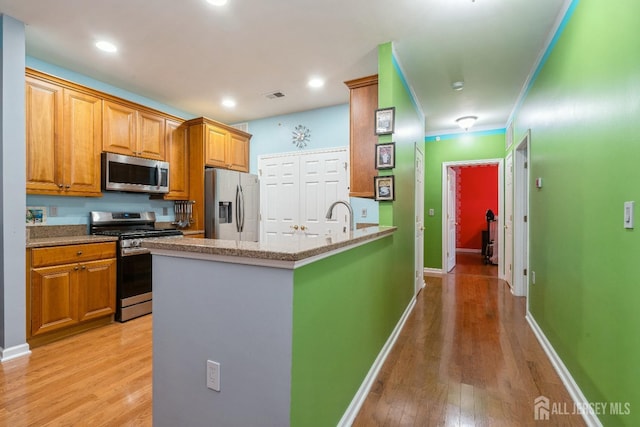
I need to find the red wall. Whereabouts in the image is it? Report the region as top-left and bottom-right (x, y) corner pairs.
(455, 165), (498, 250)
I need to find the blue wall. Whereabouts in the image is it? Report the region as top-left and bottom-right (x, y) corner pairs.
(244, 105), (379, 224)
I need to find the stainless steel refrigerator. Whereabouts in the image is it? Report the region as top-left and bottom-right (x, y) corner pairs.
(204, 168), (260, 241)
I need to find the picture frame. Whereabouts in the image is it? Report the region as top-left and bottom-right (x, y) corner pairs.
(374, 175), (395, 201)
(375, 142), (396, 170)
(26, 206), (47, 225)
(375, 107), (395, 135)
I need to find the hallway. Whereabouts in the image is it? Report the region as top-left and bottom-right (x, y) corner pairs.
(353, 253), (585, 426)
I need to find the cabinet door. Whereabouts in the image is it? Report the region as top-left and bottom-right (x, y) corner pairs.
(31, 264), (79, 336)
(204, 125), (228, 167)
(138, 110), (166, 160)
(63, 89), (102, 196)
(77, 258), (116, 322)
(25, 77), (63, 193)
(103, 100), (137, 156)
(165, 119), (189, 200)
(346, 77), (378, 198)
(227, 132), (249, 172)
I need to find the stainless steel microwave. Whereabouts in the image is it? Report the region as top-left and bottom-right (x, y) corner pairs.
(102, 152), (170, 194)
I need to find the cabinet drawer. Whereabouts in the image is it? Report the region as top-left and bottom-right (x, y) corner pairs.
(32, 242), (116, 268)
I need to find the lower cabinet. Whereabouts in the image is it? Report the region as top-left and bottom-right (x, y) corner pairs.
(27, 242), (116, 347)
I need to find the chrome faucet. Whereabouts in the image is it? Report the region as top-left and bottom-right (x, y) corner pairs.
(325, 200), (354, 232)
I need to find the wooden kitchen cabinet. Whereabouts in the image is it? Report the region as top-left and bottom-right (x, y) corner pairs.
(26, 75), (102, 197)
(345, 75), (378, 198)
(27, 242), (116, 347)
(103, 101), (166, 160)
(164, 119), (190, 200)
(203, 122), (250, 172)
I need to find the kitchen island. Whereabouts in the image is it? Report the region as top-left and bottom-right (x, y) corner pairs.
(144, 226), (413, 427)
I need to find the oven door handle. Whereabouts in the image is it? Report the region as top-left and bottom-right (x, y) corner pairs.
(121, 247), (151, 256)
(155, 165), (161, 188)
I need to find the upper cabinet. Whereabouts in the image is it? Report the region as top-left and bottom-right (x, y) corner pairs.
(344, 75), (378, 198)
(26, 74), (102, 197)
(103, 100), (166, 160)
(189, 118), (251, 173)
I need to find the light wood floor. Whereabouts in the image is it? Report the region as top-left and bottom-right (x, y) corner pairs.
(1, 252), (583, 426)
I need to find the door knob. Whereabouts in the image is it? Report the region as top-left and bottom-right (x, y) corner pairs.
(300, 225), (307, 231)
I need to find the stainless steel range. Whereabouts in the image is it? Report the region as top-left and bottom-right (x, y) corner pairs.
(90, 211), (183, 322)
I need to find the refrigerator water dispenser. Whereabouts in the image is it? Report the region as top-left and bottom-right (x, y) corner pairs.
(219, 202), (232, 224)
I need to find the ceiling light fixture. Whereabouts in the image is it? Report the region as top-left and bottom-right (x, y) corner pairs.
(95, 41), (117, 53)
(308, 78), (325, 88)
(455, 116), (478, 131)
(222, 98), (236, 108)
(206, 0), (228, 6)
(451, 81), (464, 91)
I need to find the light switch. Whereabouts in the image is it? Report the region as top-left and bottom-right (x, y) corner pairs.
(428, 209), (435, 216)
(624, 201), (634, 229)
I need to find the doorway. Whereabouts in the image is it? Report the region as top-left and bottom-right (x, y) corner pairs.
(415, 143), (425, 295)
(512, 131), (530, 297)
(442, 159), (504, 275)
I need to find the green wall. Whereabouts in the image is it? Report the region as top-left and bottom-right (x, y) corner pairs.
(289, 42), (423, 426)
(290, 236), (398, 426)
(423, 132), (505, 269)
(515, 0), (640, 424)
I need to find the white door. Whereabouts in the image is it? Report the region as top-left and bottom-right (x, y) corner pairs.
(260, 155), (300, 242)
(259, 148), (348, 243)
(504, 152), (514, 286)
(415, 144), (425, 294)
(299, 150), (349, 238)
(446, 167), (457, 272)
(514, 134), (530, 296)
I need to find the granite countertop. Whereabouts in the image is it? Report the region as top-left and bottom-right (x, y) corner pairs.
(141, 226), (397, 262)
(26, 235), (119, 249)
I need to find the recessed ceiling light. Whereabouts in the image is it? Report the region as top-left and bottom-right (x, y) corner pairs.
(222, 98), (236, 108)
(207, 0), (228, 6)
(95, 41), (117, 53)
(308, 78), (325, 88)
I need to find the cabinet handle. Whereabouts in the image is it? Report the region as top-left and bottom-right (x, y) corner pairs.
(81, 265), (86, 270)
(77, 251), (83, 255)
(58, 184), (64, 188)
(65, 184), (71, 189)
(290, 225), (299, 230)
(74, 266), (79, 271)
(300, 225), (307, 231)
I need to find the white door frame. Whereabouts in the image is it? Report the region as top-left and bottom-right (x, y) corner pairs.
(415, 143), (425, 294)
(513, 131), (531, 297)
(442, 159), (504, 277)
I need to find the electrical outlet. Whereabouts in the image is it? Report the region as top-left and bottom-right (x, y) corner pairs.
(162, 207), (169, 216)
(207, 360), (220, 391)
(361, 208), (367, 218)
(49, 206), (58, 217)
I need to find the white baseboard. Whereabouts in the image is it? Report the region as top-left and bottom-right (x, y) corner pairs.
(0, 343), (31, 362)
(338, 296), (417, 427)
(424, 267), (443, 275)
(526, 313), (602, 427)
(456, 248), (482, 253)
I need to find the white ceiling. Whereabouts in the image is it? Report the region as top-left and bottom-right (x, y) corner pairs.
(0, 0), (569, 134)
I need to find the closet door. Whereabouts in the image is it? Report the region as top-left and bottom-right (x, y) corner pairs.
(260, 154), (300, 243)
(258, 148), (349, 243)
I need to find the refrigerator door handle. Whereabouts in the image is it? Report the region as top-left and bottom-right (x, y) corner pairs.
(235, 185), (241, 233)
(239, 185), (245, 232)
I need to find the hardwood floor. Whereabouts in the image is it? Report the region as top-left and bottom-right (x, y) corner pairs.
(1, 252), (583, 426)
(353, 252), (585, 427)
(0, 315), (153, 426)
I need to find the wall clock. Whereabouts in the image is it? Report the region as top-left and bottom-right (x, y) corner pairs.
(292, 124), (311, 149)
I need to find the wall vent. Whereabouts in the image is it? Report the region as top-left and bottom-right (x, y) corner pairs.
(230, 122), (249, 133)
